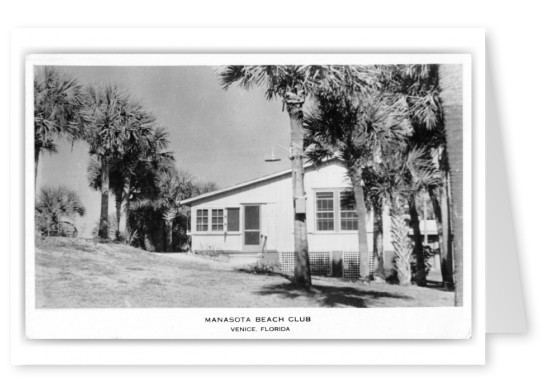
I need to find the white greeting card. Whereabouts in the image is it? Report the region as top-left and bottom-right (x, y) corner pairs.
(10, 27), (487, 365)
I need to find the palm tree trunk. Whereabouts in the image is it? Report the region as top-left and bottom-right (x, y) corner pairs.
(144, 230), (154, 252)
(114, 191), (123, 241)
(121, 176), (131, 234)
(288, 105), (312, 290)
(98, 155), (110, 239)
(442, 176), (455, 289)
(166, 219), (173, 252)
(350, 168), (370, 279)
(372, 200), (385, 280)
(409, 196), (427, 286)
(429, 184), (454, 289)
(390, 199), (412, 285)
(429, 187), (445, 281)
(34, 147), (40, 187)
(438, 64), (464, 306)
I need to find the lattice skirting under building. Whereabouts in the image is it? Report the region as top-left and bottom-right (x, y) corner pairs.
(342, 251), (375, 279)
(279, 251), (332, 276)
(279, 251), (374, 279)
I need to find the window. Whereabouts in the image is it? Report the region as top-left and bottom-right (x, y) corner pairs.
(340, 191), (358, 231)
(316, 192), (335, 231)
(211, 209), (224, 231)
(196, 209), (209, 231)
(227, 208), (240, 232)
(315, 189), (359, 232)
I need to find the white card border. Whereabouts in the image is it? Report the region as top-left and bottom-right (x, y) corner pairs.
(10, 27), (485, 365)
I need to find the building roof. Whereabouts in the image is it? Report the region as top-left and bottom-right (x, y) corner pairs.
(178, 158), (342, 206)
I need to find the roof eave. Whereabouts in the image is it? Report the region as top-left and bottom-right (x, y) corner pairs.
(178, 157), (341, 206)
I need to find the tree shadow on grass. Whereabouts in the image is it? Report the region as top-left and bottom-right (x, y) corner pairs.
(254, 282), (414, 308)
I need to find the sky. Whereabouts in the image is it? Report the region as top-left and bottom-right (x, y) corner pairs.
(36, 66), (292, 236)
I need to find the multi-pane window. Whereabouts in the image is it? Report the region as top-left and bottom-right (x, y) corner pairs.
(340, 191), (358, 231)
(315, 189), (359, 232)
(211, 209), (224, 231)
(316, 192), (335, 231)
(196, 209), (209, 231)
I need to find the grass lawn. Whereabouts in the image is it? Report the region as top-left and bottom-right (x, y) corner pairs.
(35, 236), (454, 308)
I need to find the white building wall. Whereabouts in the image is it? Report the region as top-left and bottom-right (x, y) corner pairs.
(192, 233), (243, 252)
(189, 161), (383, 253)
(190, 173), (292, 252)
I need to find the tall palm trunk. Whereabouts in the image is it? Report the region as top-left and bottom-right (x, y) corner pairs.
(409, 196), (426, 286)
(439, 64), (463, 306)
(98, 155), (110, 239)
(288, 104), (312, 290)
(442, 176), (455, 288)
(372, 200), (385, 280)
(166, 219), (173, 252)
(121, 176), (131, 234)
(114, 191), (123, 241)
(441, 149), (454, 290)
(390, 199), (412, 285)
(350, 168), (370, 279)
(429, 184), (454, 289)
(34, 147), (40, 187)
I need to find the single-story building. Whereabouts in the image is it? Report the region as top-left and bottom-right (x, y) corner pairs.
(179, 158), (437, 278)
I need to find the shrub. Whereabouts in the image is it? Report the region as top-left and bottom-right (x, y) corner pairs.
(35, 186), (85, 237)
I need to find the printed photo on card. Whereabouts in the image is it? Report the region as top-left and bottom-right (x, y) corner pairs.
(25, 54), (472, 339)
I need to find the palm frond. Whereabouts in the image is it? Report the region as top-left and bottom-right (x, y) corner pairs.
(34, 66), (86, 156)
(218, 65), (386, 106)
(35, 186), (86, 236)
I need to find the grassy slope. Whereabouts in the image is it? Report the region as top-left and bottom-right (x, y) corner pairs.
(35, 237), (453, 308)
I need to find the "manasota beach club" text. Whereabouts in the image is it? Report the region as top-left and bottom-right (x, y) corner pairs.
(205, 316), (311, 332)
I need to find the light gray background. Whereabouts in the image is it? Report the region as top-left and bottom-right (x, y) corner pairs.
(486, 44), (526, 334)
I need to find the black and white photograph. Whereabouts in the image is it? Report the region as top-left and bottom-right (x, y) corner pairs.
(5, 6), (548, 382)
(27, 54), (471, 339)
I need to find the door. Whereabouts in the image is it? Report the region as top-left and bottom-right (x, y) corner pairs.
(243, 204), (261, 252)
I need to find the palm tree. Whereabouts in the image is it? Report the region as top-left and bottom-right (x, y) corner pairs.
(123, 142), (176, 251)
(155, 168), (187, 252)
(363, 136), (439, 286)
(218, 65), (379, 289)
(129, 167), (215, 252)
(35, 186), (86, 237)
(122, 126), (174, 230)
(438, 64), (464, 306)
(388, 64), (454, 288)
(365, 142), (410, 284)
(87, 119), (173, 241)
(404, 146), (442, 286)
(305, 95), (370, 278)
(361, 139), (403, 281)
(34, 66), (85, 185)
(83, 84), (143, 239)
(305, 92), (410, 279)
(87, 157), (126, 239)
(112, 110), (157, 238)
